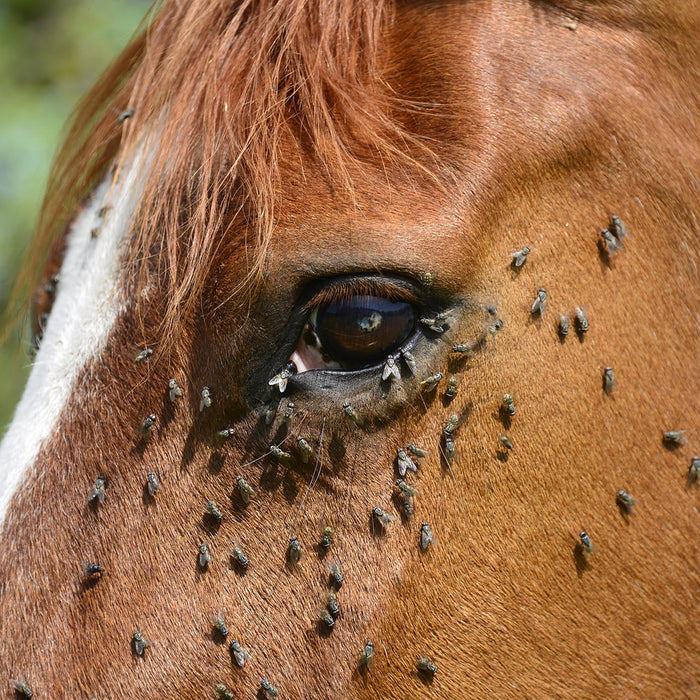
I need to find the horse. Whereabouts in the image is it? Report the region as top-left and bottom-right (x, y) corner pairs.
(1, 0), (699, 697)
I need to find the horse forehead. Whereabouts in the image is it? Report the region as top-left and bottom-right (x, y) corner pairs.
(0, 158), (146, 525)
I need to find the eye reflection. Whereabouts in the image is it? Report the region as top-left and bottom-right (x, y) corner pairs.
(290, 295), (415, 372)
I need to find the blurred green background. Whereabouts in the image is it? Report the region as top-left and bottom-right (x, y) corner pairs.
(0, 0), (152, 433)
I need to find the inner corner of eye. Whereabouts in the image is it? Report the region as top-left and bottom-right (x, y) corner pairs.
(289, 311), (343, 373)
(288, 295), (416, 373)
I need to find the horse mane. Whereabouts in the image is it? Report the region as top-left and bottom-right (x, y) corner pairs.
(9, 0), (440, 342)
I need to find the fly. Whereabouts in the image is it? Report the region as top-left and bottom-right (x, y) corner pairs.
(419, 313), (449, 333)
(420, 373), (443, 393)
(382, 356), (401, 382)
(603, 367), (615, 394)
(199, 387), (212, 412)
(213, 614), (229, 639)
(269, 368), (293, 393)
(214, 684), (233, 700)
(358, 641), (374, 670)
(132, 631), (151, 656)
(401, 349), (417, 375)
(287, 536), (303, 564)
(663, 430), (686, 446)
(416, 657), (438, 676)
(88, 476), (107, 504)
(205, 500), (223, 522)
(10, 678), (33, 697)
(574, 306), (588, 333)
(134, 348), (153, 364)
(270, 444), (293, 465)
(198, 543), (212, 568)
(236, 476), (256, 504)
(260, 679), (280, 698)
(168, 379), (183, 402)
(407, 444), (428, 459)
(397, 448), (417, 477)
(616, 490), (635, 515)
(296, 437), (314, 464)
(140, 414), (157, 435)
(531, 288), (547, 315)
(145, 472), (161, 500)
(230, 640), (252, 667)
(510, 246), (531, 268)
(329, 561), (343, 589)
(558, 313), (569, 337)
(502, 394), (515, 416)
(499, 435), (513, 450)
(373, 506), (395, 528)
(231, 545), (249, 569)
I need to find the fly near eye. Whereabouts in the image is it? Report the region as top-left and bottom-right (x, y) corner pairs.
(311, 295), (415, 368)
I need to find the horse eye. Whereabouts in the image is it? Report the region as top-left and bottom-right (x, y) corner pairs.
(291, 295), (416, 371)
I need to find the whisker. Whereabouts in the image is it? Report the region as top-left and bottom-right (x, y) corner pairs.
(343, 441), (360, 516)
(236, 414), (308, 472)
(288, 415), (326, 534)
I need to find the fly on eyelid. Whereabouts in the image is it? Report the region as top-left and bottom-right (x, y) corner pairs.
(419, 312), (449, 333)
(269, 368), (292, 393)
(382, 355), (401, 382)
(420, 373), (443, 393)
(401, 349), (417, 375)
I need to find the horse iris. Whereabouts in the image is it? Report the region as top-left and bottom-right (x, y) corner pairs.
(313, 295), (415, 367)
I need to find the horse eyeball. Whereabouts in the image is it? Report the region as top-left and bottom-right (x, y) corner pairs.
(293, 295), (415, 371)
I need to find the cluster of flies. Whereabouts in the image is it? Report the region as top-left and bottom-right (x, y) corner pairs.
(508, 217), (684, 563)
(33, 213), (674, 698)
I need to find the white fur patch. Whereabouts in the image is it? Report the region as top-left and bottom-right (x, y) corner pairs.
(0, 159), (144, 525)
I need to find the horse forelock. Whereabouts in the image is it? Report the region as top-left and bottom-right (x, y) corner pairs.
(10, 0), (446, 349)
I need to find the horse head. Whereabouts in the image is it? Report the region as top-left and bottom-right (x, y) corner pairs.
(1, 1), (698, 697)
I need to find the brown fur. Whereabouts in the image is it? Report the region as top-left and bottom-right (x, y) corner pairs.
(2, 0), (700, 698)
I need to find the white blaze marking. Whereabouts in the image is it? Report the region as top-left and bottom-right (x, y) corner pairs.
(0, 158), (145, 525)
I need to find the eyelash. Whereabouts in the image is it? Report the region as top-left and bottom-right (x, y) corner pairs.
(302, 276), (420, 312)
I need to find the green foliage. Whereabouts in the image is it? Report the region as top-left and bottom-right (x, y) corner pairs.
(0, 0), (151, 432)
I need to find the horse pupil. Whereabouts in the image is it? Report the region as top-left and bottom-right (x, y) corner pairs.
(314, 295), (415, 367)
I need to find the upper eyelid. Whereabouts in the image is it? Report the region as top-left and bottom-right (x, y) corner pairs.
(301, 276), (421, 312)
